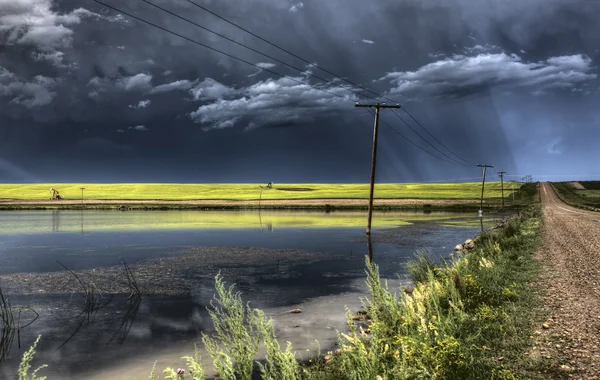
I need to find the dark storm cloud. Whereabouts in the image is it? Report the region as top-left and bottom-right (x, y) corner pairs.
(0, 0), (599, 182)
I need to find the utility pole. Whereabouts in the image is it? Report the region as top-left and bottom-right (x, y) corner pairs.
(477, 164), (494, 217)
(355, 102), (401, 235)
(498, 172), (506, 208)
(80, 187), (85, 205)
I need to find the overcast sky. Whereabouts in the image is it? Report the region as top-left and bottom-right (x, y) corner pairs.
(1, 0), (599, 183)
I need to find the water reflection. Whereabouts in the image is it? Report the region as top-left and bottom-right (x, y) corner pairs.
(1, 210), (488, 235)
(52, 210), (60, 232)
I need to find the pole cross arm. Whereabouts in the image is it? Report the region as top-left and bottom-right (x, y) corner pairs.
(355, 103), (401, 109)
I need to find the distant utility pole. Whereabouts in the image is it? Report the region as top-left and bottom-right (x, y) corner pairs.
(355, 102), (401, 235)
(498, 171), (506, 208)
(477, 164), (494, 217)
(80, 187), (85, 205)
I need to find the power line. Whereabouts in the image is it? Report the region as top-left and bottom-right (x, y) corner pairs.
(98, 0), (472, 169)
(390, 110), (473, 167)
(91, 0), (355, 103)
(140, 0), (379, 102)
(184, 0), (475, 167)
(401, 108), (475, 166)
(364, 109), (467, 167)
(185, 0), (387, 102)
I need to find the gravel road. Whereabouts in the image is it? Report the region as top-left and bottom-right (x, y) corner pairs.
(535, 183), (600, 378)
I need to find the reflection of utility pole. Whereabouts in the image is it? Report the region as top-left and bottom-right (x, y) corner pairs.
(355, 102), (401, 236)
(477, 164), (494, 217)
(52, 211), (60, 232)
(497, 172), (506, 208)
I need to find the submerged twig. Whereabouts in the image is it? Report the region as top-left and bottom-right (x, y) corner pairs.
(108, 295), (142, 345)
(0, 287), (39, 362)
(120, 258), (141, 299)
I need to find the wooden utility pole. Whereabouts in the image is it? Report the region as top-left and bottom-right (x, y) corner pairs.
(498, 172), (506, 208)
(80, 187), (85, 205)
(477, 164), (494, 216)
(355, 102), (401, 235)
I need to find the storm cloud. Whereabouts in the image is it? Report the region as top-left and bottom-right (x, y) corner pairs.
(0, 0), (599, 182)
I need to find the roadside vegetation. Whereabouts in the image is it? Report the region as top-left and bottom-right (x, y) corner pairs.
(18, 204), (549, 379)
(552, 182), (600, 210)
(0, 183), (513, 202)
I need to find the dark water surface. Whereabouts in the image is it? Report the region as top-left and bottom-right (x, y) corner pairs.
(0, 210), (505, 379)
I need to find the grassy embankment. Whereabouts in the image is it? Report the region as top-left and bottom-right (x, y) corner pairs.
(552, 182), (600, 211)
(0, 183), (531, 211)
(20, 204), (551, 379)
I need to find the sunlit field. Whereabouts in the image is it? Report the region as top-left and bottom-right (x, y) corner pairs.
(0, 183), (516, 201)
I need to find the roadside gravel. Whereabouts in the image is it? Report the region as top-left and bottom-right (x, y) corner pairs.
(533, 183), (600, 379)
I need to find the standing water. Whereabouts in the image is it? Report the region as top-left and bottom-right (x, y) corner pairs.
(0, 210), (503, 379)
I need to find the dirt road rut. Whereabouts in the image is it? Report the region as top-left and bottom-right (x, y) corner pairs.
(537, 183), (600, 378)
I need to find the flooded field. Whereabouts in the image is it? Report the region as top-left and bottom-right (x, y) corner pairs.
(0, 210), (506, 379)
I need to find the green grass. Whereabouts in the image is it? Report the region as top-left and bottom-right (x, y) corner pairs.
(19, 206), (548, 380)
(552, 182), (600, 210)
(576, 190), (600, 198)
(0, 183), (517, 201)
(309, 205), (549, 379)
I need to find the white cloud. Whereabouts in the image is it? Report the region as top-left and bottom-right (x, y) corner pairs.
(248, 63), (277, 78)
(129, 99), (151, 109)
(289, 1), (304, 12)
(117, 129), (124, 133)
(189, 78), (235, 101)
(116, 73), (153, 92)
(31, 50), (65, 67)
(380, 53), (597, 99)
(163, 70), (173, 76)
(151, 79), (196, 94)
(547, 137), (563, 155)
(462, 44), (498, 54)
(0, 1), (106, 49)
(129, 125), (148, 132)
(362, 39), (375, 44)
(188, 76), (358, 131)
(0, 66), (59, 108)
(256, 62), (276, 69)
(87, 73), (157, 99)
